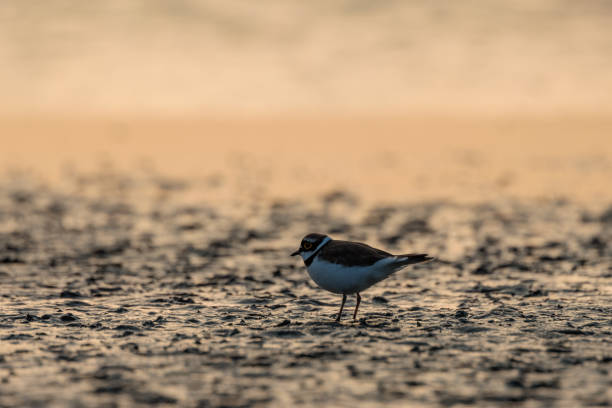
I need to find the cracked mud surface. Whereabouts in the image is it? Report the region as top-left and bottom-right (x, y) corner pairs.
(0, 175), (611, 407)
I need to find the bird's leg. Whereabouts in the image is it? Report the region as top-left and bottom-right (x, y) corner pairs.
(353, 293), (361, 321)
(336, 294), (347, 322)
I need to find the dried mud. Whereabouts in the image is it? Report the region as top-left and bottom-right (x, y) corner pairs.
(0, 174), (610, 407)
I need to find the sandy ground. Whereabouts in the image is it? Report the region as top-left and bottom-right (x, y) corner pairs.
(0, 161), (610, 407)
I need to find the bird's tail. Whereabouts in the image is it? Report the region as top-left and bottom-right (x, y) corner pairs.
(394, 253), (433, 266)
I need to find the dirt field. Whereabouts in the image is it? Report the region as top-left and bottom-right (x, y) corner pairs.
(0, 164), (610, 407)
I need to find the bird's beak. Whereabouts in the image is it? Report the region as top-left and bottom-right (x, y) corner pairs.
(291, 249), (300, 256)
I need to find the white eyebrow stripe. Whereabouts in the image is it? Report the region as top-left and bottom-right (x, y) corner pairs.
(304, 236), (331, 263)
(314, 236), (331, 253)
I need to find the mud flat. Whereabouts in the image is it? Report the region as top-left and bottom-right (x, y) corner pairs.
(0, 171), (609, 408)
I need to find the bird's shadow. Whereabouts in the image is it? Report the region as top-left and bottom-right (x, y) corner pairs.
(304, 317), (374, 328)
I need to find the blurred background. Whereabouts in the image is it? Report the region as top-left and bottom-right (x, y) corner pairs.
(1, 0), (611, 205)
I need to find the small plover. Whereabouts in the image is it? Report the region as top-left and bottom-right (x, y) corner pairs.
(291, 233), (432, 322)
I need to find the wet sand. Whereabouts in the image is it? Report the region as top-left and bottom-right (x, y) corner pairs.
(0, 163), (610, 407)
(2, 114), (612, 205)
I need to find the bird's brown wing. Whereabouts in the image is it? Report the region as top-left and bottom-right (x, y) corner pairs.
(318, 240), (392, 266)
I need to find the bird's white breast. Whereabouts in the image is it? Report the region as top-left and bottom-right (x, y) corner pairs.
(306, 256), (397, 294)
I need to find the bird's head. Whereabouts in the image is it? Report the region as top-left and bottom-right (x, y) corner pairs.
(291, 233), (330, 260)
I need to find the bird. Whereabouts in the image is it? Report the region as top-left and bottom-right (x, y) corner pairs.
(291, 233), (432, 322)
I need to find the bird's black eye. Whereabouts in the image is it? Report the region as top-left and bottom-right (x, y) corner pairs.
(303, 242), (312, 250)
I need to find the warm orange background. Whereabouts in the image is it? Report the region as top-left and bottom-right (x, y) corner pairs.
(1, 2), (611, 205)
